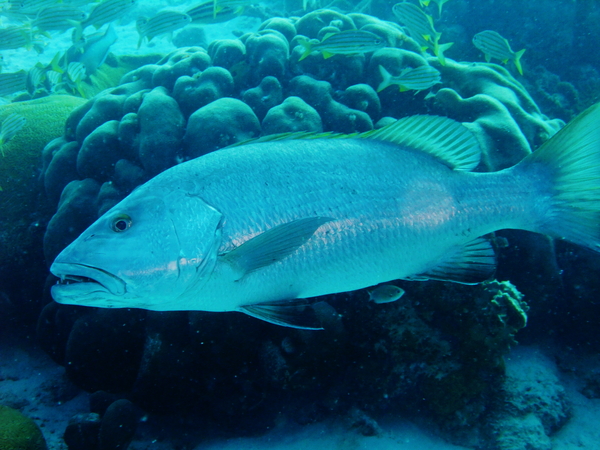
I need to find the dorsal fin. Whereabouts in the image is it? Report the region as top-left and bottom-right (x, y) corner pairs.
(228, 115), (481, 171)
(363, 115), (481, 171)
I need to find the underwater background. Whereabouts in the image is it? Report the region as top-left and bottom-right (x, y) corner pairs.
(1, 0), (600, 449)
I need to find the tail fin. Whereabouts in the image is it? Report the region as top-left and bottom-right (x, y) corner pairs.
(434, 40), (453, 66)
(519, 102), (600, 251)
(297, 38), (312, 61)
(513, 48), (525, 75)
(377, 65), (393, 92)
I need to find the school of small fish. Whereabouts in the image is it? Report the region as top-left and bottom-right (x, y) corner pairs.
(0, 0), (253, 98)
(0, 0), (528, 100)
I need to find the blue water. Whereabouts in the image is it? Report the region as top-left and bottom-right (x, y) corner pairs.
(1, 1), (600, 449)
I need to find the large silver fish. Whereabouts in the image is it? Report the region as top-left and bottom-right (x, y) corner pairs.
(50, 105), (600, 328)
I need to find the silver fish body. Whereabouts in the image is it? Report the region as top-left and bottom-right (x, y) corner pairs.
(49, 139), (545, 308)
(50, 107), (600, 328)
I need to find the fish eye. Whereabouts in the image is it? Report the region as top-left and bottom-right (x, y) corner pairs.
(111, 214), (132, 232)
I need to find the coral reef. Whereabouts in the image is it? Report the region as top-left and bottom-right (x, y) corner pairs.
(0, 95), (87, 320)
(0, 404), (47, 450)
(40, 11), (562, 245)
(38, 279), (528, 446)
(428, 59), (564, 170)
(1, 95), (87, 218)
(63, 398), (137, 450)
(486, 347), (571, 450)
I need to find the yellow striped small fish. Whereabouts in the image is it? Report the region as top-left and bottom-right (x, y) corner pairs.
(46, 69), (62, 90)
(33, 6), (87, 33)
(17, 0), (59, 15)
(0, 26), (32, 51)
(0, 113), (26, 157)
(136, 10), (192, 48)
(298, 30), (386, 61)
(393, 2), (437, 43)
(419, 0), (452, 16)
(26, 64), (45, 92)
(83, 0), (137, 30)
(0, 70), (27, 97)
(212, 0), (252, 18)
(67, 61), (86, 97)
(472, 30), (525, 75)
(377, 64), (441, 93)
(186, 1), (239, 24)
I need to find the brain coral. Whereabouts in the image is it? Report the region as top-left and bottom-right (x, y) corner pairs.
(0, 95), (87, 309)
(0, 405), (47, 450)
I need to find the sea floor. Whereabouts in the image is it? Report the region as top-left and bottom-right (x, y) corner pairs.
(2, 322), (600, 450)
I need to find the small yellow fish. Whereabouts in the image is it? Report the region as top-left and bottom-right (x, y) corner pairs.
(393, 2), (437, 43)
(26, 64), (45, 92)
(392, 2), (452, 65)
(377, 64), (441, 93)
(186, 1), (239, 24)
(212, 0), (252, 18)
(67, 61), (86, 97)
(420, 0), (452, 16)
(0, 113), (26, 157)
(0, 70), (27, 97)
(32, 6), (87, 34)
(46, 69), (62, 90)
(136, 10), (192, 48)
(0, 26), (33, 51)
(298, 30), (386, 61)
(472, 30), (525, 75)
(368, 284), (405, 304)
(82, 0), (137, 30)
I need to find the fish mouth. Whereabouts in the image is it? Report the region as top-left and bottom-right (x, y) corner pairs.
(50, 262), (126, 300)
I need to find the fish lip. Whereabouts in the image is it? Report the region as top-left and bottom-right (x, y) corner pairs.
(50, 262), (126, 296)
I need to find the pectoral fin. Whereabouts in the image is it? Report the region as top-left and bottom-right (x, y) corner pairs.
(408, 237), (496, 284)
(240, 299), (324, 329)
(223, 217), (333, 277)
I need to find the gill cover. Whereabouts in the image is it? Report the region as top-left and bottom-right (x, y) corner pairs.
(51, 186), (223, 310)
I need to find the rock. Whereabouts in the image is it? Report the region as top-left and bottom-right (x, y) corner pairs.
(208, 39), (246, 70)
(137, 86), (185, 176)
(150, 47), (211, 90)
(77, 120), (121, 180)
(63, 413), (101, 450)
(242, 76), (283, 121)
(75, 93), (126, 143)
(258, 18), (296, 43)
(43, 179), (101, 265)
(172, 66), (234, 117)
(183, 97), (260, 158)
(262, 96), (322, 134)
(245, 31), (289, 84)
(98, 399), (137, 450)
(295, 9), (355, 39)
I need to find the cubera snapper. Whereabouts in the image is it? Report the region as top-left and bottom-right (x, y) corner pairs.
(50, 104), (600, 329)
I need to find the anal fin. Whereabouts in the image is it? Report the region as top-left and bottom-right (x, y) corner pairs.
(410, 237), (496, 284)
(239, 299), (324, 330)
